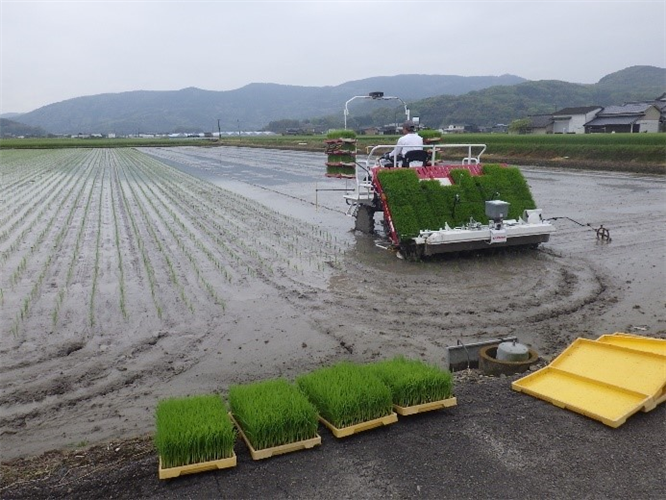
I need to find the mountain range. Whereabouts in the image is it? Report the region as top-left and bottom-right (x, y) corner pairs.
(3, 66), (664, 136)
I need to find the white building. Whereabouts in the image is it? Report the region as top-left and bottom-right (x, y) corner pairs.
(551, 106), (602, 134)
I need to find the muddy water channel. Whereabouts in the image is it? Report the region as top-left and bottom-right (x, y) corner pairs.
(1, 146), (664, 461)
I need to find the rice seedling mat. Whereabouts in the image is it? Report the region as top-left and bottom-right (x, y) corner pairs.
(155, 394), (237, 480)
(393, 396), (458, 416)
(158, 453), (237, 480)
(318, 412), (398, 438)
(229, 413), (322, 460)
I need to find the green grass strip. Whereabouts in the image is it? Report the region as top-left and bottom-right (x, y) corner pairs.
(366, 356), (453, 407)
(155, 394), (236, 469)
(296, 362), (393, 429)
(228, 379), (319, 450)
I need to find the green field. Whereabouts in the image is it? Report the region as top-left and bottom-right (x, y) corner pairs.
(1, 133), (664, 170)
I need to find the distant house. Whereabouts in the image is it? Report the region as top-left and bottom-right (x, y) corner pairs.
(382, 123), (402, 134)
(623, 94), (666, 132)
(361, 126), (380, 135)
(491, 123), (508, 134)
(527, 114), (554, 135)
(443, 124), (466, 134)
(584, 103), (661, 133)
(442, 124), (478, 134)
(551, 106), (602, 134)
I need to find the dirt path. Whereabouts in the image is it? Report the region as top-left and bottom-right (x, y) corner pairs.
(1, 147), (664, 497)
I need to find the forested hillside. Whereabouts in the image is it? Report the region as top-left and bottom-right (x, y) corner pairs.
(344, 66), (666, 130)
(10, 74), (524, 136)
(6, 66), (664, 135)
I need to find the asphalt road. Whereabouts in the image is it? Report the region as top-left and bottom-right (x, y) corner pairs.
(4, 370), (665, 500)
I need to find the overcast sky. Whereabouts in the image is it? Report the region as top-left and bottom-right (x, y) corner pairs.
(1, 0), (664, 114)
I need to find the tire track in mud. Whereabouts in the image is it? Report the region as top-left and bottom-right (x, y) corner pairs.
(139, 147), (618, 362)
(300, 247), (610, 364)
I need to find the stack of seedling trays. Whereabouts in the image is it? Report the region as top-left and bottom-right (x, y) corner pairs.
(155, 394), (237, 479)
(297, 362), (398, 438)
(367, 356), (456, 415)
(324, 130), (357, 178)
(228, 379), (322, 460)
(419, 129), (441, 145)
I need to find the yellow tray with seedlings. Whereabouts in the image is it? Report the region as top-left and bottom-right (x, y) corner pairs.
(228, 379), (322, 460)
(366, 356), (455, 417)
(154, 394), (237, 480)
(297, 362), (397, 439)
(229, 413), (321, 460)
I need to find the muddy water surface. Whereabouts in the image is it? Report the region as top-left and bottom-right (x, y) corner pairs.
(1, 146), (664, 461)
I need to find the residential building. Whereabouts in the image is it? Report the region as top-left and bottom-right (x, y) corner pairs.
(527, 114), (554, 134)
(624, 94), (666, 132)
(584, 103), (661, 133)
(551, 106), (602, 134)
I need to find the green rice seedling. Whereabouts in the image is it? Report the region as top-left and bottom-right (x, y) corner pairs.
(476, 164), (536, 220)
(366, 356), (453, 408)
(155, 394), (236, 469)
(326, 129), (357, 140)
(296, 362), (393, 429)
(418, 129), (442, 145)
(228, 378), (318, 450)
(378, 164), (539, 241)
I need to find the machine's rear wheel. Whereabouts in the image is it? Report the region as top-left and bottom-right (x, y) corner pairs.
(400, 242), (424, 261)
(354, 205), (375, 234)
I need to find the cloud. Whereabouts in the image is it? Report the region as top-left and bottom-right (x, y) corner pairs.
(2, 0), (664, 113)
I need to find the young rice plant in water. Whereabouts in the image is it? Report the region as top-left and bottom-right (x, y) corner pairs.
(155, 394), (236, 469)
(296, 362), (393, 429)
(228, 378), (318, 450)
(366, 356), (453, 407)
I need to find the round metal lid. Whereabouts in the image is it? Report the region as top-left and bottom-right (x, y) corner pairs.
(496, 341), (530, 361)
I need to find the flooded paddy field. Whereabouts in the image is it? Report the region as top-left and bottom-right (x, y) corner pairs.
(1, 145), (664, 462)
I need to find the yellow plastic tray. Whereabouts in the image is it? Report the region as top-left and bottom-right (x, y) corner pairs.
(158, 453), (237, 480)
(513, 336), (666, 428)
(318, 412), (398, 438)
(596, 332), (666, 356)
(393, 396), (457, 416)
(512, 367), (653, 427)
(549, 338), (666, 396)
(229, 413), (321, 460)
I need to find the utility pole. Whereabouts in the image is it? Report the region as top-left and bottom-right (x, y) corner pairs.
(217, 119), (222, 140)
